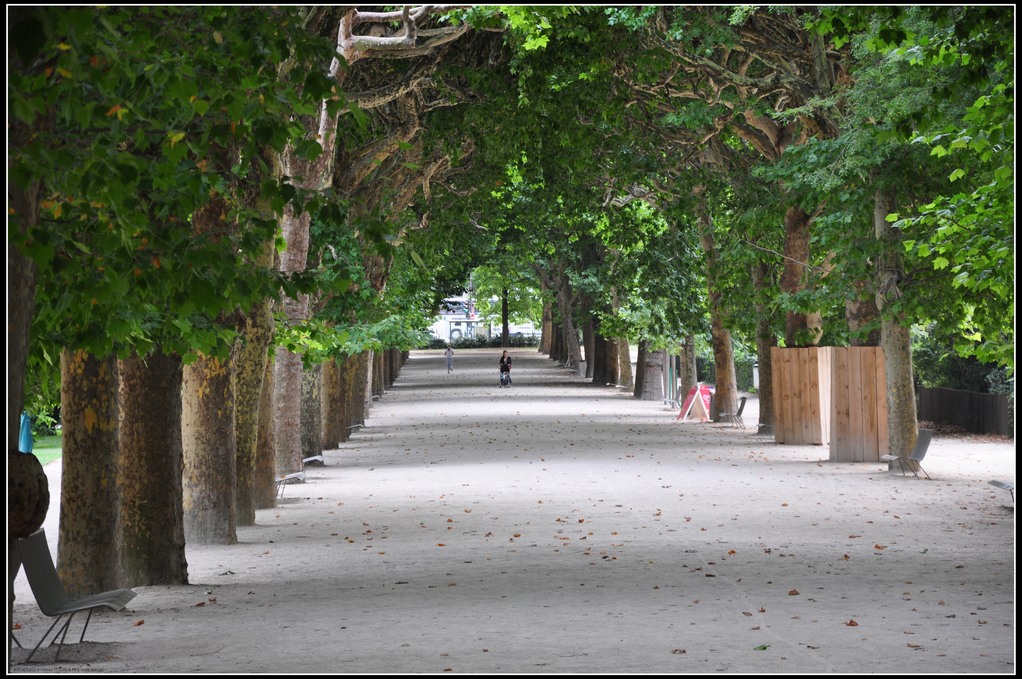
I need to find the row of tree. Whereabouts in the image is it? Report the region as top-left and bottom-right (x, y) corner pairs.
(9, 6), (1013, 601)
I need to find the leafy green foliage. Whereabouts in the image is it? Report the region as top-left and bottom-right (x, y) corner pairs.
(11, 7), (336, 407)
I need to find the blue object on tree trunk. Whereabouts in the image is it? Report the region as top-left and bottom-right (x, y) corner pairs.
(19, 411), (34, 453)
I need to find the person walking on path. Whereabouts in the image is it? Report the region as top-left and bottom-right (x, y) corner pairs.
(445, 345), (454, 374)
(499, 350), (512, 387)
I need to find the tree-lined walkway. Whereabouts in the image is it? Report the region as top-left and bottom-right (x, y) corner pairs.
(10, 348), (1014, 673)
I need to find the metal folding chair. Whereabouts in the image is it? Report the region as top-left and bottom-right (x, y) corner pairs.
(16, 529), (136, 662)
(719, 396), (747, 428)
(880, 429), (933, 479)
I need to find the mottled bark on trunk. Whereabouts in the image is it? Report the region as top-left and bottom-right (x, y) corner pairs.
(367, 349), (380, 413)
(301, 363), (323, 459)
(550, 323), (564, 364)
(697, 192), (737, 418)
(273, 204), (312, 477)
(254, 354), (277, 509)
(57, 350), (120, 596)
(118, 350), (188, 586)
(617, 338), (633, 389)
(846, 279), (881, 346)
(233, 296), (273, 527)
(780, 206), (818, 346)
(274, 346), (305, 476)
(582, 317), (595, 379)
(321, 358), (342, 448)
(352, 351), (370, 430)
(679, 336), (698, 398)
(639, 348), (666, 401)
(633, 340), (647, 398)
(540, 299), (553, 355)
(710, 321), (738, 420)
(555, 285), (583, 373)
(874, 189), (918, 465)
(182, 354), (237, 545)
(751, 263), (776, 433)
(373, 350), (385, 397)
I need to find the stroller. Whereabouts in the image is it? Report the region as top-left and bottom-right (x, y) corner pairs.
(499, 370), (511, 388)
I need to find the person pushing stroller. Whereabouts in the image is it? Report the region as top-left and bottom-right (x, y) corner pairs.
(499, 350), (512, 387)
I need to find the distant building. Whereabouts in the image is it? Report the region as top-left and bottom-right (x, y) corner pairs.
(431, 294), (480, 342)
(429, 293), (539, 342)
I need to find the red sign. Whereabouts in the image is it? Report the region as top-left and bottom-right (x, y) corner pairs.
(677, 384), (713, 422)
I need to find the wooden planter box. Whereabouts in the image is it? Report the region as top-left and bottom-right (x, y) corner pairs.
(772, 346), (889, 461)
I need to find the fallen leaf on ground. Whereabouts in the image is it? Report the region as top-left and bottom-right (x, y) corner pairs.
(788, 589), (800, 595)
(133, 620), (144, 626)
(846, 619), (858, 626)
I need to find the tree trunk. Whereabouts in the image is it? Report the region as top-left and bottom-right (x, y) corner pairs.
(633, 340), (647, 397)
(679, 336), (698, 397)
(8, 141), (47, 655)
(554, 284), (583, 372)
(539, 298), (553, 355)
(364, 349), (376, 413)
(57, 350), (120, 596)
(550, 322), (564, 364)
(233, 296), (272, 526)
(373, 350), (385, 398)
(352, 351), (370, 429)
(874, 188), (919, 464)
(617, 338), (633, 389)
(273, 205), (311, 478)
(751, 263), (776, 434)
(780, 205), (818, 346)
(709, 320), (738, 421)
(254, 353), (277, 509)
(846, 279), (881, 346)
(592, 331), (609, 385)
(604, 335), (620, 387)
(8, 48), (47, 547)
(638, 347), (666, 401)
(118, 349), (188, 586)
(501, 287), (511, 348)
(321, 358), (342, 448)
(182, 354), (237, 545)
(582, 316), (595, 379)
(696, 190), (737, 419)
(301, 363), (323, 459)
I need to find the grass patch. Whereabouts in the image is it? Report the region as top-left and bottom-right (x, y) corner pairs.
(29, 434), (62, 467)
